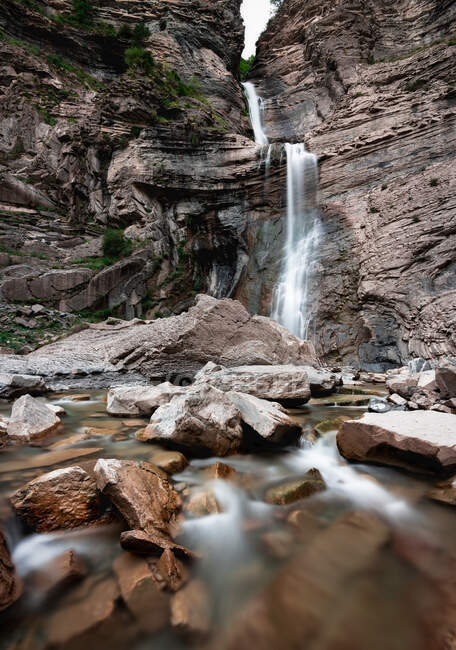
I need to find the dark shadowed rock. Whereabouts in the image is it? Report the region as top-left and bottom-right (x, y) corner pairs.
(436, 367), (456, 399)
(157, 549), (189, 592)
(28, 549), (87, 600)
(0, 528), (22, 612)
(94, 459), (182, 554)
(142, 385), (244, 456)
(0, 373), (45, 399)
(226, 391), (301, 444)
(337, 411), (456, 475)
(113, 552), (169, 633)
(11, 466), (102, 532)
(7, 394), (63, 443)
(107, 383), (186, 416)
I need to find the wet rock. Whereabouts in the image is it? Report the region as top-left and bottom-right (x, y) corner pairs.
(171, 579), (211, 639)
(184, 489), (221, 517)
(226, 391), (301, 444)
(107, 383), (186, 416)
(119, 529), (194, 559)
(337, 411), (456, 475)
(47, 404), (66, 417)
(11, 466), (102, 532)
(260, 530), (294, 559)
(94, 459), (182, 554)
(368, 397), (393, 413)
(194, 362), (312, 405)
(388, 393), (408, 407)
(46, 576), (132, 650)
(28, 549), (87, 599)
(314, 415), (351, 436)
(157, 549), (189, 592)
(113, 552), (169, 633)
(0, 528), (22, 612)
(142, 385), (244, 456)
(264, 470), (326, 505)
(436, 367), (456, 399)
(203, 461), (238, 481)
(69, 394), (90, 402)
(148, 449), (189, 474)
(0, 373), (45, 399)
(0, 447), (102, 474)
(426, 477), (456, 506)
(7, 394), (63, 444)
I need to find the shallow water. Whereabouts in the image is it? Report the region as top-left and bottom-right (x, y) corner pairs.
(1, 389), (455, 650)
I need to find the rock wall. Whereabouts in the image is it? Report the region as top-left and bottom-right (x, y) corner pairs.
(241, 0), (456, 369)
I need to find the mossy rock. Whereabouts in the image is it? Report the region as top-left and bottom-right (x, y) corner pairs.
(264, 469), (326, 505)
(314, 415), (351, 437)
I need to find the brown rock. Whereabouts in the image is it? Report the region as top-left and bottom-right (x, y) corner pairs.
(148, 449), (189, 474)
(119, 529), (195, 559)
(171, 579), (211, 638)
(436, 367), (456, 399)
(204, 461), (238, 481)
(337, 411), (456, 474)
(260, 530), (294, 560)
(185, 489), (221, 517)
(0, 447), (102, 474)
(157, 548), (189, 592)
(11, 466), (102, 532)
(0, 528), (22, 612)
(28, 549), (87, 599)
(113, 552), (169, 633)
(7, 394), (63, 443)
(94, 459), (182, 554)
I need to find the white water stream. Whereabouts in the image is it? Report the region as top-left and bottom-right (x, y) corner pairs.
(243, 81), (321, 340)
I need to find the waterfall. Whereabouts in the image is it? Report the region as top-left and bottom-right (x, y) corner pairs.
(243, 81), (321, 340)
(242, 81), (269, 145)
(271, 143), (320, 340)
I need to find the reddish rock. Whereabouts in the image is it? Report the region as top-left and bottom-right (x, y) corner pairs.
(113, 552), (169, 633)
(171, 579), (211, 639)
(157, 549), (189, 592)
(0, 529), (22, 612)
(204, 461), (238, 481)
(337, 411), (456, 474)
(148, 449), (189, 474)
(11, 466), (102, 532)
(28, 549), (87, 599)
(94, 459), (183, 554)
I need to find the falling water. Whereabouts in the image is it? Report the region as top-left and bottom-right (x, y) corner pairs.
(271, 143), (321, 340)
(242, 81), (269, 146)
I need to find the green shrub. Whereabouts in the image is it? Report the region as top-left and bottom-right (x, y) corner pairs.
(430, 178), (439, 187)
(131, 23), (150, 47)
(102, 228), (132, 259)
(118, 24), (132, 40)
(71, 0), (93, 26)
(240, 55), (254, 81)
(124, 46), (155, 73)
(130, 125), (141, 138)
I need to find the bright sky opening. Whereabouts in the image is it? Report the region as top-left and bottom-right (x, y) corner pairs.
(241, 0), (272, 58)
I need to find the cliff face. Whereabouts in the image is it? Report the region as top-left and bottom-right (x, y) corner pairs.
(243, 0), (456, 369)
(0, 0), (262, 345)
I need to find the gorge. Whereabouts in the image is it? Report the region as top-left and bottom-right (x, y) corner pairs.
(1, 2), (456, 650)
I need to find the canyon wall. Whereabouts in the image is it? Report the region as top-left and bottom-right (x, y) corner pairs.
(242, 0), (456, 369)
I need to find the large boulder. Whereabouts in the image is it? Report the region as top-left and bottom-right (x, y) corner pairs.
(6, 394), (63, 443)
(337, 411), (456, 475)
(0, 529), (22, 612)
(225, 391), (301, 444)
(141, 385), (244, 456)
(94, 459), (182, 555)
(194, 363), (311, 405)
(107, 383), (186, 416)
(11, 466), (102, 532)
(0, 373), (45, 399)
(436, 367), (456, 399)
(25, 295), (317, 381)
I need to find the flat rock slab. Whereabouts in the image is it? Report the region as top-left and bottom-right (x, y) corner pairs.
(337, 411), (456, 475)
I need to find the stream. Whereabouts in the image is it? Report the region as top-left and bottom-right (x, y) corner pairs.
(1, 388), (456, 649)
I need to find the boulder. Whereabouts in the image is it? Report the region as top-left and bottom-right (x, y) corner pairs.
(436, 367), (456, 399)
(225, 391), (301, 444)
(11, 466), (102, 532)
(7, 394), (63, 443)
(26, 295), (318, 381)
(113, 552), (169, 633)
(0, 529), (22, 612)
(119, 529), (194, 559)
(142, 385), (244, 456)
(337, 411), (456, 475)
(194, 362), (312, 405)
(157, 548), (189, 592)
(386, 375), (418, 399)
(94, 459), (182, 554)
(28, 549), (87, 599)
(107, 383), (186, 416)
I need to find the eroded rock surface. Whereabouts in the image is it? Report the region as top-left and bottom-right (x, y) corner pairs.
(107, 383), (187, 416)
